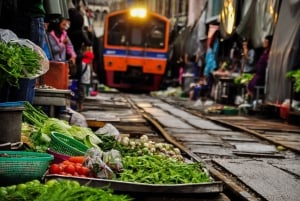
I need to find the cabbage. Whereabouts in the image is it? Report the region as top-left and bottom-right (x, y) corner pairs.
(41, 118), (72, 136)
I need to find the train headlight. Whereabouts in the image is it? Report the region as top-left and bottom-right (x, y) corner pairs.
(130, 8), (147, 18)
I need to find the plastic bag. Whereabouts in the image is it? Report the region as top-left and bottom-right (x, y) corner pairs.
(65, 107), (88, 127)
(0, 29), (18, 42)
(102, 149), (123, 172)
(0, 29), (49, 78)
(84, 147), (115, 179)
(95, 123), (121, 141)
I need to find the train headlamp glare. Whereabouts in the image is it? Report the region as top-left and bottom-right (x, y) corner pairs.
(130, 8), (147, 18)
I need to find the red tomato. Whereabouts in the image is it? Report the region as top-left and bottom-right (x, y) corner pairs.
(75, 163), (82, 171)
(59, 164), (66, 170)
(63, 160), (74, 166)
(78, 166), (90, 176)
(49, 164), (62, 174)
(64, 164), (76, 175)
(68, 156), (85, 164)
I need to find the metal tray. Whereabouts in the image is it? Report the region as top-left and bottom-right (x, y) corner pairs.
(45, 174), (223, 194)
(35, 88), (71, 98)
(33, 89), (71, 107)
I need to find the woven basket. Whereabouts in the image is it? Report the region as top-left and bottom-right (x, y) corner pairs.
(49, 132), (88, 156)
(0, 151), (53, 185)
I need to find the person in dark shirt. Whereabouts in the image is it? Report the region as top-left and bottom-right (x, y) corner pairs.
(247, 35), (273, 98)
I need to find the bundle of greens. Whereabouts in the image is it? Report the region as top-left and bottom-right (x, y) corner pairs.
(286, 69), (300, 92)
(234, 73), (253, 85)
(0, 41), (42, 88)
(118, 154), (212, 184)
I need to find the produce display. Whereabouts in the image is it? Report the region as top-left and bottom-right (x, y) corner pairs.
(14, 102), (213, 191)
(0, 179), (132, 201)
(48, 157), (91, 177)
(118, 155), (211, 184)
(22, 102), (101, 152)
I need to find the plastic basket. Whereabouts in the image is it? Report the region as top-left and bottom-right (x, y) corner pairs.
(222, 107), (238, 115)
(49, 132), (88, 156)
(0, 151), (53, 185)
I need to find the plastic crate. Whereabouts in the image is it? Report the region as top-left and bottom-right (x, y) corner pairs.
(49, 132), (88, 156)
(40, 61), (69, 89)
(0, 151), (53, 185)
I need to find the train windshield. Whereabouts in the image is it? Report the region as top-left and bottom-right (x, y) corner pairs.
(107, 13), (166, 49)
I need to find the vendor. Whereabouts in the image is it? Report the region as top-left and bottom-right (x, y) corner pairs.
(247, 35), (273, 99)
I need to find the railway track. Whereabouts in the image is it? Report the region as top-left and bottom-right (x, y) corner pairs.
(81, 92), (300, 201)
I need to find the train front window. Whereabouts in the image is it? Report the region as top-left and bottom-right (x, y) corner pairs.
(130, 28), (142, 46)
(107, 13), (167, 49)
(107, 14), (127, 46)
(145, 18), (166, 49)
(147, 27), (164, 48)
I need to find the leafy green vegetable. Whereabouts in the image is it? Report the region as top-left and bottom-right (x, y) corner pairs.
(1, 179), (132, 201)
(41, 118), (72, 137)
(0, 41), (42, 88)
(117, 155), (211, 184)
(23, 102), (48, 128)
(68, 125), (102, 145)
(234, 73), (253, 85)
(286, 69), (300, 92)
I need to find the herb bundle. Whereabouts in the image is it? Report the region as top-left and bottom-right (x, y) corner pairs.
(286, 69), (300, 93)
(0, 41), (42, 88)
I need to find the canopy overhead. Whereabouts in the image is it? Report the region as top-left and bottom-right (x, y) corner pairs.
(220, 0), (280, 48)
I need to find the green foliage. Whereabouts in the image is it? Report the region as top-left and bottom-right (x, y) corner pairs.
(1, 179), (132, 201)
(0, 41), (41, 88)
(118, 155), (211, 184)
(234, 73), (254, 85)
(286, 69), (300, 92)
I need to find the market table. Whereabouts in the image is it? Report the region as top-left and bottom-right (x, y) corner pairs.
(33, 88), (71, 117)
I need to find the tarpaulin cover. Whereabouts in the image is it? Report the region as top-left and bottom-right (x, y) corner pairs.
(235, 0), (280, 48)
(265, 0), (300, 103)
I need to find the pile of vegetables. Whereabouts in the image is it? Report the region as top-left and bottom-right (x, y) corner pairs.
(21, 102), (213, 185)
(121, 135), (183, 160)
(0, 41), (42, 88)
(234, 73), (253, 85)
(97, 134), (183, 161)
(22, 102), (102, 152)
(118, 154), (211, 184)
(48, 157), (91, 177)
(0, 179), (132, 201)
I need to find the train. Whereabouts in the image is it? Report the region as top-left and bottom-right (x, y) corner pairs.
(101, 8), (170, 92)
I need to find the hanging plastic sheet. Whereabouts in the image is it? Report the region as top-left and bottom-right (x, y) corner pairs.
(219, 0), (237, 39)
(265, 0), (300, 103)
